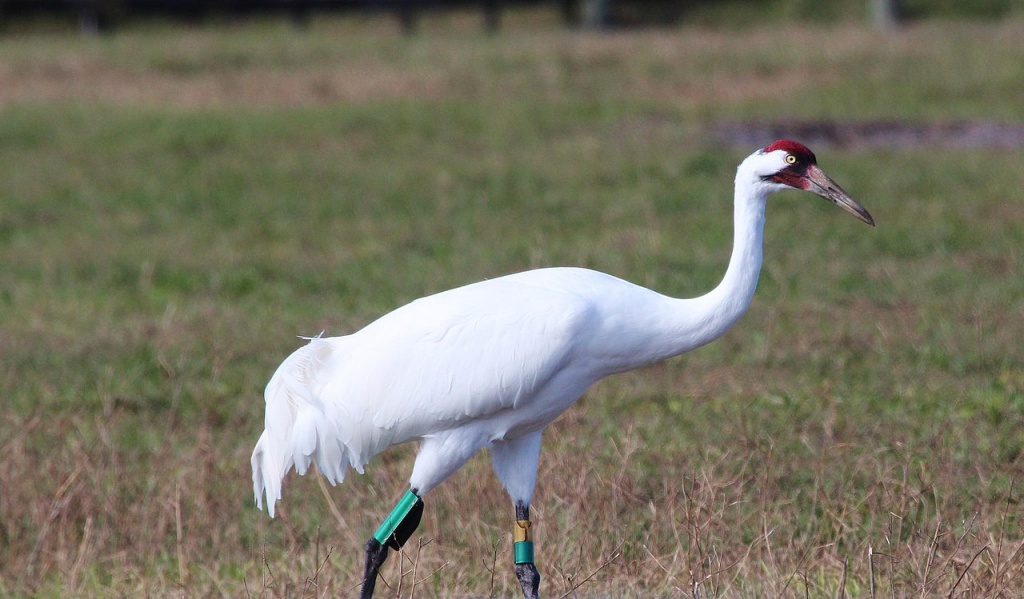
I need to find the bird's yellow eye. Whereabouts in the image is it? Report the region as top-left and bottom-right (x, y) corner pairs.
(785, 154), (797, 164)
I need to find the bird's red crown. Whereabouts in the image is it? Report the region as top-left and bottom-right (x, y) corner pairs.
(764, 139), (817, 164)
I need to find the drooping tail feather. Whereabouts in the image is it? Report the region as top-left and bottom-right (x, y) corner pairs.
(251, 430), (285, 517)
(250, 338), (356, 518)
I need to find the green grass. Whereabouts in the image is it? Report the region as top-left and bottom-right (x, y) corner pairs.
(1, 10), (1023, 598)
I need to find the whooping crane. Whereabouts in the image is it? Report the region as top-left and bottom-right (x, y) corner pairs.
(251, 140), (874, 599)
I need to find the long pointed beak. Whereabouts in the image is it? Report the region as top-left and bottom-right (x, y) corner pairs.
(804, 164), (875, 226)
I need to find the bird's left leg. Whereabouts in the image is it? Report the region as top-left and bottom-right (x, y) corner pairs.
(513, 502), (541, 599)
(360, 488), (424, 599)
(490, 431), (544, 599)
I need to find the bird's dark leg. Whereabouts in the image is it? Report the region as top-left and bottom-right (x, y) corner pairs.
(359, 489), (424, 599)
(513, 502), (541, 599)
(359, 538), (388, 599)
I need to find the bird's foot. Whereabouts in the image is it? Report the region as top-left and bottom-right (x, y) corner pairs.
(515, 562), (541, 599)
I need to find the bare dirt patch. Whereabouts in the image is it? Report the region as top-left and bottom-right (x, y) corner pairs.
(0, 60), (446, 108)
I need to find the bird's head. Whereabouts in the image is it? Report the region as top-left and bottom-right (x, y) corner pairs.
(746, 139), (875, 226)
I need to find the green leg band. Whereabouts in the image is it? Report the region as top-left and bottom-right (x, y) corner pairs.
(373, 490), (421, 545)
(514, 540), (535, 565)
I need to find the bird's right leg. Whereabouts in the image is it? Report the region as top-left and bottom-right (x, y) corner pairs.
(359, 488), (424, 599)
(361, 431), (488, 598)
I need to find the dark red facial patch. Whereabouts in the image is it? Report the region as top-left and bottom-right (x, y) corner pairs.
(768, 168), (809, 190)
(764, 139), (817, 165)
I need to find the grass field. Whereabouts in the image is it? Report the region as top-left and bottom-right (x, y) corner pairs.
(1, 8), (1023, 598)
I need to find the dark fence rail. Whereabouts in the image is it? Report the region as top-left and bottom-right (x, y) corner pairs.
(0, 0), (601, 32)
(0, 0), (720, 33)
(6, 2), (1014, 35)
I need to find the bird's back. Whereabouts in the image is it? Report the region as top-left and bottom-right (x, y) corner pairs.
(252, 267), (684, 515)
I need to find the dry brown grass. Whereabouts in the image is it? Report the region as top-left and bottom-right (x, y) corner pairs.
(8, 412), (1020, 597)
(0, 18), (908, 110)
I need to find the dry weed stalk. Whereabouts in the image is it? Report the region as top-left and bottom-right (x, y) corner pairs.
(556, 540), (623, 599)
(174, 483), (188, 588)
(65, 515), (94, 594)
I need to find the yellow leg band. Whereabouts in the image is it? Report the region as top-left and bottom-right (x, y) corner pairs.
(514, 520), (532, 542)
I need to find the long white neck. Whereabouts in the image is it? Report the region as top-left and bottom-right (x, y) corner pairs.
(631, 165), (768, 365)
(684, 172), (767, 347)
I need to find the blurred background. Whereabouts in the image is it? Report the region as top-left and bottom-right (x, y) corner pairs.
(1, 1), (1022, 597)
(2, 0), (1021, 33)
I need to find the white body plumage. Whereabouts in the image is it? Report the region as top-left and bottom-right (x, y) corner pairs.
(251, 142), (872, 522)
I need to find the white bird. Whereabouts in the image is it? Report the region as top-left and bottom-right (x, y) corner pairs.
(251, 140), (874, 599)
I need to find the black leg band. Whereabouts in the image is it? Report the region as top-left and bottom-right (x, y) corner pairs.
(386, 497), (423, 550)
